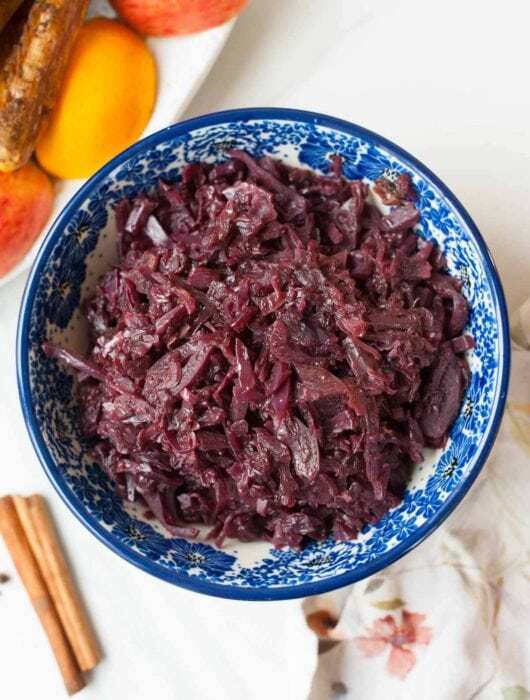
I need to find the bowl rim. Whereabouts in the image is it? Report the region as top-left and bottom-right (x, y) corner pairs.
(17, 107), (511, 601)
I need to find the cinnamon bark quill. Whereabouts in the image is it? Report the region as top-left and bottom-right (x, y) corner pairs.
(0, 496), (86, 695)
(0, 0), (90, 171)
(13, 495), (101, 672)
(0, 0), (25, 34)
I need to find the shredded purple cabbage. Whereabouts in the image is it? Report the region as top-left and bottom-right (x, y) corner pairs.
(43, 152), (473, 548)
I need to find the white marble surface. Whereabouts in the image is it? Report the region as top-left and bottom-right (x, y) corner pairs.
(0, 0), (529, 698)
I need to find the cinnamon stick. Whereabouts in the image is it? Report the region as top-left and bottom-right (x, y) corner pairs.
(13, 495), (101, 672)
(0, 0), (25, 34)
(0, 496), (85, 696)
(0, 0), (90, 171)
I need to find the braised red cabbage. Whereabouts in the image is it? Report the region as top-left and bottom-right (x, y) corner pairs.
(43, 152), (473, 548)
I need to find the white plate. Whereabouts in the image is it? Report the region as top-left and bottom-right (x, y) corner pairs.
(1, 0), (235, 287)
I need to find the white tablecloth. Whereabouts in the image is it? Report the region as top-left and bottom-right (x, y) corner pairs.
(1, 1), (529, 698)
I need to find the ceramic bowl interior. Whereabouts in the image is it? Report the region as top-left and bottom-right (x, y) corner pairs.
(17, 108), (509, 600)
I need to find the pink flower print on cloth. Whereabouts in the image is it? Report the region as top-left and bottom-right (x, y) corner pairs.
(355, 610), (432, 679)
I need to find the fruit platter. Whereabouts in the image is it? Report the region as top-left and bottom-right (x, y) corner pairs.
(0, 0), (246, 286)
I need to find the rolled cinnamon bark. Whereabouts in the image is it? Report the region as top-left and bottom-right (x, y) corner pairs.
(0, 0), (25, 33)
(13, 495), (101, 672)
(0, 496), (85, 696)
(0, 0), (89, 171)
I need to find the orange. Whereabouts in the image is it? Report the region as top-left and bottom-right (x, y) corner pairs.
(36, 18), (157, 180)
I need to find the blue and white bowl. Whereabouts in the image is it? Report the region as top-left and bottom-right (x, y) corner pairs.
(17, 108), (510, 600)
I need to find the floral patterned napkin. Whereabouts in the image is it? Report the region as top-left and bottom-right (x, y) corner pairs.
(304, 299), (530, 700)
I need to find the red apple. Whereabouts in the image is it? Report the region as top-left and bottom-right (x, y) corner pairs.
(0, 161), (54, 278)
(110, 0), (248, 36)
